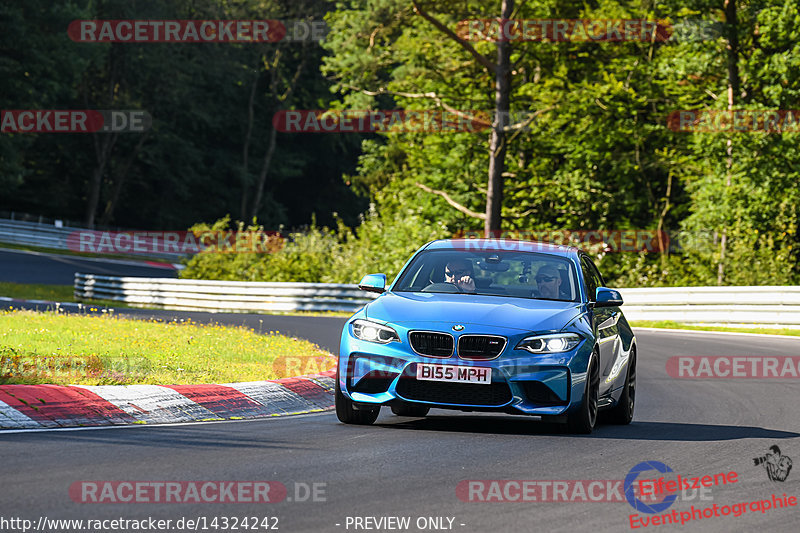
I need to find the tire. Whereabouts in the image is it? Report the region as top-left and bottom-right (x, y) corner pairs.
(335, 375), (380, 425)
(567, 352), (599, 434)
(391, 404), (430, 417)
(606, 349), (636, 425)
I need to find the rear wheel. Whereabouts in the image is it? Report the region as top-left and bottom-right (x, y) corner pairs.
(607, 348), (636, 425)
(567, 352), (599, 434)
(335, 375), (380, 425)
(391, 404), (430, 417)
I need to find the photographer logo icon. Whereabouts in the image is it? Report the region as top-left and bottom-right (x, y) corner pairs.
(753, 445), (793, 482)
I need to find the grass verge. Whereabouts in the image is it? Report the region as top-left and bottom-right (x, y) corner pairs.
(630, 320), (800, 337)
(0, 309), (335, 385)
(0, 282), (74, 302)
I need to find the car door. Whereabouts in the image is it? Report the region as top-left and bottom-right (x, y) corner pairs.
(580, 255), (620, 395)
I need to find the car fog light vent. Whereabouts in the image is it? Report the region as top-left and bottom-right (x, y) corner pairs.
(522, 381), (567, 406)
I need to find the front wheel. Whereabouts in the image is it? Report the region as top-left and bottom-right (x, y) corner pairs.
(567, 352), (599, 434)
(335, 377), (380, 425)
(606, 349), (636, 425)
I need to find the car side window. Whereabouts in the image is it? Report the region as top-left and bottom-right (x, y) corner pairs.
(580, 256), (597, 301)
(585, 256), (605, 288)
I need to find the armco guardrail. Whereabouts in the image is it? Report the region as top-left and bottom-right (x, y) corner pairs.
(0, 219), (73, 250)
(618, 286), (800, 325)
(0, 219), (188, 262)
(74, 273), (378, 312)
(73, 273), (800, 324)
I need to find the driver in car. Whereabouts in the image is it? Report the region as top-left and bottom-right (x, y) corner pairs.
(445, 259), (476, 292)
(535, 265), (563, 299)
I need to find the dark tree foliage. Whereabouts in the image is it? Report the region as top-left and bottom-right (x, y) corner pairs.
(3, 0), (798, 286)
(0, 0), (367, 230)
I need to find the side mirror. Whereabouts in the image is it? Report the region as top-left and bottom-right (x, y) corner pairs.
(594, 287), (623, 307)
(358, 273), (386, 294)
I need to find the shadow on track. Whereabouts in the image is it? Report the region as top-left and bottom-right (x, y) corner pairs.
(377, 415), (800, 441)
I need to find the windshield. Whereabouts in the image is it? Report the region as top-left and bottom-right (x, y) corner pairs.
(393, 250), (579, 302)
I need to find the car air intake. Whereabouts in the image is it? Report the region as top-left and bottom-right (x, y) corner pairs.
(351, 370), (398, 394)
(457, 335), (506, 360)
(396, 380), (512, 406)
(409, 331), (454, 357)
(396, 370), (512, 407)
(522, 381), (568, 406)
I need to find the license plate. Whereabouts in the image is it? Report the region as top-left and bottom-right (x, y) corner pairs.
(416, 363), (491, 384)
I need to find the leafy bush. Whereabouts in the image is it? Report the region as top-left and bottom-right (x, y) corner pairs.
(180, 206), (449, 284)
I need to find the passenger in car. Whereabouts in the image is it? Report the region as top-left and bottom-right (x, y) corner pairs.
(535, 265), (564, 300)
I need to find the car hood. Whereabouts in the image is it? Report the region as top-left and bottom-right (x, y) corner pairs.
(365, 291), (584, 332)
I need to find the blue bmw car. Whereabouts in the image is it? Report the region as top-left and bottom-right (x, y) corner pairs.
(336, 239), (636, 433)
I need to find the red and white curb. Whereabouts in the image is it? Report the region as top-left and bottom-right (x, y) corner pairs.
(0, 371), (334, 429)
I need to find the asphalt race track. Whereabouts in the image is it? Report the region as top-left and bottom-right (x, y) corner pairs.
(0, 248), (178, 285)
(3, 325), (800, 533)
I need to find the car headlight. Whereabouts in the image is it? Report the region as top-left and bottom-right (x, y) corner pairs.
(351, 319), (400, 344)
(516, 333), (582, 354)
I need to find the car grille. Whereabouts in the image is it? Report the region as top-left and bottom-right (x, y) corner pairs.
(457, 335), (507, 360)
(409, 331), (453, 357)
(396, 365), (511, 406)
(521, 381), (568, 406)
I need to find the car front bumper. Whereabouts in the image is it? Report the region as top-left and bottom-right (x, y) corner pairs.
(338, 321), (595, 416)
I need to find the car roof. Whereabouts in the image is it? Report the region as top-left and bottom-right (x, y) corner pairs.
(422, 239), (578, 257)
